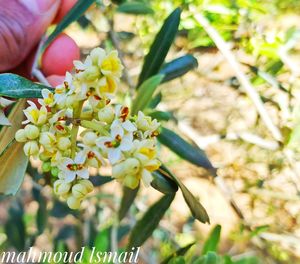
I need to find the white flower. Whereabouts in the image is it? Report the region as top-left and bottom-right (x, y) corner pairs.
(0, 97), (14, 126)
(23, 101), (48, 125)
(96, 121), (133, 164)
(54, 72), (76, 106)
(100, 50), (123, 78)
(58, 155), (89, 183)
(38, 89), (55, 107)
(135, 111), (160, 137)
(77, 144), (105, 168)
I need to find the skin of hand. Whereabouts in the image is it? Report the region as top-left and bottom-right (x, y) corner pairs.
(0, 0), (61, 72)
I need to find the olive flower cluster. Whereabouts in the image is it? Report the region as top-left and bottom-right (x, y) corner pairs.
(15, 48), (160, 209)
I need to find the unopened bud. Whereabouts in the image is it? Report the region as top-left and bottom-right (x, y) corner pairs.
(15, 129), (27, 142)
(79, 180), (93, 193)
(42, 161), (51, 172)
(82, 132), (97, 146)
(51, 167), (59, 177)
(98, 106), (115, 124)
(39, 132), (56, 148)
(72, 184), (88, 199)
(54, 180), (71, 195)
(23, 141), (39, 156)
(67, 196), (81, 210)
(24, 125), (40, 140)
(57, 137), (71, 151)
(123, 175), (139, 189)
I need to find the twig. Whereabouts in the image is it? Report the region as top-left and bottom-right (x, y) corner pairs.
(192, 10), (283, 142)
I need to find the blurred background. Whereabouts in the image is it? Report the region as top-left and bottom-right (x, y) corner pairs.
(2, 0), (300, 263)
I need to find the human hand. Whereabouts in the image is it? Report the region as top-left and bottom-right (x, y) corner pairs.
(0, 0), (78, 77)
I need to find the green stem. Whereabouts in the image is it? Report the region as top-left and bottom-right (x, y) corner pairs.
(71, 101), (84, 159)
(81, 120), (110, 136)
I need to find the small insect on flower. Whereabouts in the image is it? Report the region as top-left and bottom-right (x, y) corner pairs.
(58, 155), (89, 183)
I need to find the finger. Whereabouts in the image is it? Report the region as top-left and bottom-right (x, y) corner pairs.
(0, 0), (60, 72)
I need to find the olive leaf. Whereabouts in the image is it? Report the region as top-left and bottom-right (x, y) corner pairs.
(0, 100), (28, 195)
(151, 170), (178, 194)
(158, 127), (217, 176)
(131, 74), (164, 115)
(44, 0), (96, 48)
(127, 193), (175, 249)
(116, 2), (154, 15)
(118, 186), (139, 221)
(138, 8), (181, 86)
(202, 225), (221, 255)
(159, 55), (198, 83)
(0, 74), (52, 99)
(159, 165), (210, 224)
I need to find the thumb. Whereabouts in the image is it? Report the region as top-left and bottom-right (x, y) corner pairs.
(0, 0), (60, 72)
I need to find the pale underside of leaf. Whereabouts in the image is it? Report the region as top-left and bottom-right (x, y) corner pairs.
(0, 100), (29, 195)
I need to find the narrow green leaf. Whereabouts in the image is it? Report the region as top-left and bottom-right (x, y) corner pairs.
(151, 170), (178, 194)
(159, 165), (210, 224)
(94, 228), (110, 252)
(149, 92), (162, 109)
(44, 0), (95, 48)
(148, 111), (174, 121)
(194, 252), (221, 264)
(0, 100), (29, 195)
(158, 127), (217, 176)
(127, 193), (175, 249)
(118, 186), (139, 221)
(138, 8), (181, 86)
(161, 242), (195, 264)
(0, 74), (52, 99)
(160, 55), (198, 83)
(202, 225), (221, 255)
(116, 2), (154, 15)
(132, 74), (164, 115)
(5, 201), (26, 251)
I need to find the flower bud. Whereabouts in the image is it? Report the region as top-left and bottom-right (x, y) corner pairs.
(42, 161), (51, 172)
(123, 175), (139, 189)
(39, 132), (56, 149)
(67, 196), (81, 210)
(51, 167), (59, 177)
(15, 129), (27, 142)
(23, 141), (39, 156)
(39, 152), (50, 162)
(54, 180), (71, 195)
(57, 137), (71, 151)
(72, 183), (88, 199)
(79, 180), (93, 193)
(98, 106), (115, 124)
(112, 162), (125, 179)
(124, 158), (140, 175)
(85, 65), (100, 81)
(82, 132), (97, 146)
(24, 125), (40, 140)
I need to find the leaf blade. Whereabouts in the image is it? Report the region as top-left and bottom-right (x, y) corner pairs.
(0, 100), (28, 195)
(127, 193), (175, 249)
(0, 74), (52, 99)
(159, 165), (210, 224)
(131, 74), (164, 115)
(138, 8), (181, 86)
(116, 2), (154, 15)
(44, 0), (95, 48)
(202, 225), (222, 255)
(159, 55), (198, 83)
(158, 127), (217, 175)
(118, 186), (139, 221)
